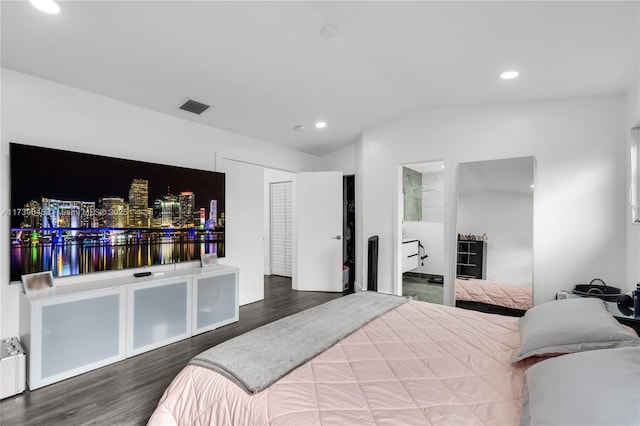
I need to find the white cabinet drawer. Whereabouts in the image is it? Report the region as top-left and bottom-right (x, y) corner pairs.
(402, 240), (419, 272)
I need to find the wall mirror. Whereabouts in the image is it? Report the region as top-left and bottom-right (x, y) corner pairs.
(455, 156), (534, 316)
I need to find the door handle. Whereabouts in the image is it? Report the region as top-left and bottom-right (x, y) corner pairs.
(331, 235), (342, 240)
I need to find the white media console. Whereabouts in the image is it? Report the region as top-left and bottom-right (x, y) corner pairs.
(20, 265), (239, 390)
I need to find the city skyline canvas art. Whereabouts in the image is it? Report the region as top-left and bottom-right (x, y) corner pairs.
(10, 143), (225, 282)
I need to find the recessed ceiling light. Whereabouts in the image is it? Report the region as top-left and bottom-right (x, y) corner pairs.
(500, 71), (519, 80)
(530, 184), (535, 189)
(29, 0), (60, 14)
(293, 125), (305, 132)
(440, 164), (445, 169)
(315, 121), (327, 129)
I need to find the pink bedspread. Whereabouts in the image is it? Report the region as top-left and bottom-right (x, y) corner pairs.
(149, 300), (536, 425)
(456, 279), (532, 311)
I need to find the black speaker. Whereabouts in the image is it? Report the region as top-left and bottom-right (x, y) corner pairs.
(367, 236), (379, 291)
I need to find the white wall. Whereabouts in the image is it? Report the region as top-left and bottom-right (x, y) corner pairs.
(627, 80), (640, 292)
(263, 168), (296, 276)
(359, 95), (627, 305)
(320, 144), (356, 175)
(402, 221), (445, 276)
(1, 69), (320, 338)
(458, 191), (533, 286)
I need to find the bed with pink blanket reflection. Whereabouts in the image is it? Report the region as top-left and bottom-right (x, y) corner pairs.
(455, 278), (533, 317)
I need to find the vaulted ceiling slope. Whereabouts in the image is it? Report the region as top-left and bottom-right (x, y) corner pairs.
(2, 1), (638, 155)
(459, 157), (534, 195)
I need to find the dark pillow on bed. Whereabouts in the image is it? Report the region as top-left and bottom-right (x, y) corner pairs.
(520, 347), (640, 426)
(512, 298), (640, 362)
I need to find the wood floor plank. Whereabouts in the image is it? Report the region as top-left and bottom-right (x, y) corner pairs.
(0, 276), (342, 426)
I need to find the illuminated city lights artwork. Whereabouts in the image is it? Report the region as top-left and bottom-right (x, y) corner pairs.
(9, 143), (225, 282)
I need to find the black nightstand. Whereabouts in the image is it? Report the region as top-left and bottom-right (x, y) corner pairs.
(557, 291), (640, 337)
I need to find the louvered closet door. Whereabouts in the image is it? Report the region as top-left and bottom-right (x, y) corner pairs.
(271, 181), (293, 277)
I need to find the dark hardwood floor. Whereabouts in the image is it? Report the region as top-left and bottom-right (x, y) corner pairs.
(0, 276), (343, 426)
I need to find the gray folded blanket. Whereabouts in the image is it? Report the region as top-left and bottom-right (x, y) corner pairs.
(190, 291), (408, 394)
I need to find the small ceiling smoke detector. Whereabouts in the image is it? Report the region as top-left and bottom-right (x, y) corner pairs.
(178, 99), (210, 115)
(29, 0), (60, 14)
(293, 125), (306, 132)
(500, 70), (519, 80)
(319, 24), (339, 39)
(315, 121), (327, 129)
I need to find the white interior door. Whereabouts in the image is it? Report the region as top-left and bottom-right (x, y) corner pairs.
(270, 181), (293, 277)
(294, 171), (343, 292)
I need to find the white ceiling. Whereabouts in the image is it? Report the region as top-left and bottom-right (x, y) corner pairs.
(458, 157), (535, 195)
(2, 1), (638, 156)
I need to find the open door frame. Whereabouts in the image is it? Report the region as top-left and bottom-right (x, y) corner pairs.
(394, 159), (455, 306)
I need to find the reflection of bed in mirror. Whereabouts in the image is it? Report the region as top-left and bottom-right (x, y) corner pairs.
(455, 157), (535, 317)
(455, 278), (532, 317)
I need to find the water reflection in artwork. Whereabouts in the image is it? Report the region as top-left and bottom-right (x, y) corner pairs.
(11, 230), (223, 282)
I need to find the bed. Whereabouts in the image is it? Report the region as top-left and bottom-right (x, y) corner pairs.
(455, 278), (532, 317)
(149, 299), (538, 425)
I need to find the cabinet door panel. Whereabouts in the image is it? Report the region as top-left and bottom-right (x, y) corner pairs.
(41, 294), (120, 379)
(29, 287), (126, 390)
(194, 271), (239, 334)
(128, 278), (191, 356)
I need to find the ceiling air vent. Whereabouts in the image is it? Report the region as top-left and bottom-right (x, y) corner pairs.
(178, 99), (210, 115)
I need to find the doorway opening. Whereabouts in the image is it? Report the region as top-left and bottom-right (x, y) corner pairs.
(343, 175), (356, 293)
(399, 161), (445, 304)
(265, 170), (354, 294)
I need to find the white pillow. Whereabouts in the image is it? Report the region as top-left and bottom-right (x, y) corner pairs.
(521, 347), (640, 425)
(512, 298), (640, 362)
